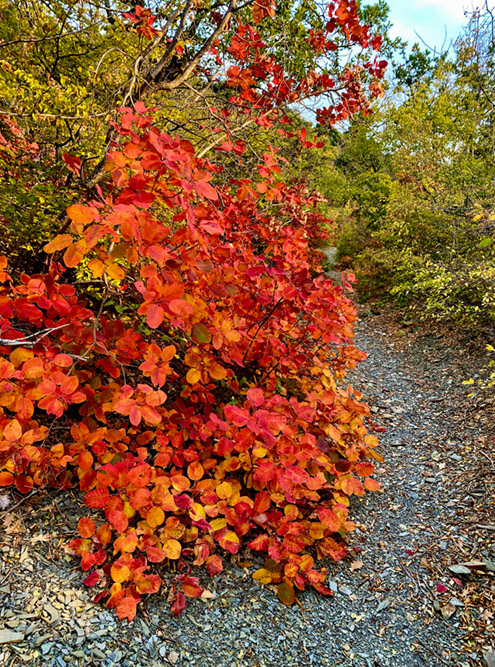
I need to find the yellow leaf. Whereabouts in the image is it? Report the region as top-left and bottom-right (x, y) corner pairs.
(216, 481), (233, 499)
(253, 446), (267, 458)
(209, 518), (227, 531)
(10, 348), (33, 367)
(162, 538), (181, 559)
(186, 368), (201, 384)
(253, 568), (273, 584)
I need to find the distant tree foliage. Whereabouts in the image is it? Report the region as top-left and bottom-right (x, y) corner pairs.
(330, 6), (495, 326)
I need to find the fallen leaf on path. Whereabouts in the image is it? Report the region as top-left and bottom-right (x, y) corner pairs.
(200, 590), (215, 600)
(0, 495), (10, 510)
(440, 603), (456, 620)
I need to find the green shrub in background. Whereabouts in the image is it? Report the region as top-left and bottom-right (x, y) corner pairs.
(329, 7), (495, 328)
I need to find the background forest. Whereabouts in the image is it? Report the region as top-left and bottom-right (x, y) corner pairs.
(331, 5), (495, 329)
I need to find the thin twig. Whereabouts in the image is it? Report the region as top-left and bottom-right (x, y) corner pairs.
(5, 490), (39, 513)
(415, 639), (452, 666)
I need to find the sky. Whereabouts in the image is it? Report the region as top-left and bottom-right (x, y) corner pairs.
(381, 0), (481, 52)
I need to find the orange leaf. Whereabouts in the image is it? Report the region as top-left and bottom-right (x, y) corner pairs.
(182, 576), (203, 597)
(147, 546), (166, 563)
(147, 304), (165, 329)
(43, 234), (74, 253)
(364, 478), (381, 491)
(216, 481), (233, 499)
(88, 258), (105, 278)
(85, 487), (110, 509)
(355, 462), (375, 477)
(78, 517), (96, 538)
(108, 509), (128, 533)
(169, 299), (193, 317)
(187, 460), (204, 481)
(106, 262), (125, 281)
(111, 562), (131, 583)
(78, 450), (94, 471)
(341, 475), (365, 497)
(61, 375), (79, 395)
(115, 595), (139, 622)
(67, 204), (97, 226)
(209, 363), (227, 381)
(64, 239), (87, 268)
(114, 531), (139, 553)
(96, 523), (112, 544)
(0, 471), (14, 486)
(146, 506), (165, 528)
(317, 507), (341, 532)
(3, 419), (22, 442)
(206, 554), (223, 577)
(53, 354), (73, 368)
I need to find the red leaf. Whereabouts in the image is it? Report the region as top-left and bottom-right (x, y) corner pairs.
(182, 577), (203, 598)
(171, 591), (186, 617)
(195, 180), (218, 201)
(248, 534), (269, 551)
(206, 555), (223, 577)
(224, 404), (250, 427)
(83, 572), (100, 587)
(247, 387), (264, 407)
(108, 509), (129, 533)
(85, 488), (110, 509)
(147, 304), (165, 329)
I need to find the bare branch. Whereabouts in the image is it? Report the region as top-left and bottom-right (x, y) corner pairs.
(0, 324), (69, 348)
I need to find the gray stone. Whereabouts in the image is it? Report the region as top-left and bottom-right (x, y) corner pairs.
(0, 630), (24, 644)
(448, 565), (471, 575)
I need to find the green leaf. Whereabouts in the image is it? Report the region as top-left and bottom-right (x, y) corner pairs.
(277, 581), (296, 606)
(192, 322), (211, 344)
(478, 237), (492, 249)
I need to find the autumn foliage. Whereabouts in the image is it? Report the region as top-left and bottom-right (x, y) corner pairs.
(0, 1), (385, 621)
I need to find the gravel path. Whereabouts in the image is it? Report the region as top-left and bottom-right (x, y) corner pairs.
(0, 309), (493, 667)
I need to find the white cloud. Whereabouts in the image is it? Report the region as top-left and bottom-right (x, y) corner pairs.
(388, 19), (423, 44)
(412, 0), (477, 22)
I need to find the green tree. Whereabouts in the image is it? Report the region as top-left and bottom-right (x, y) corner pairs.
(332, 5), (495, 324)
